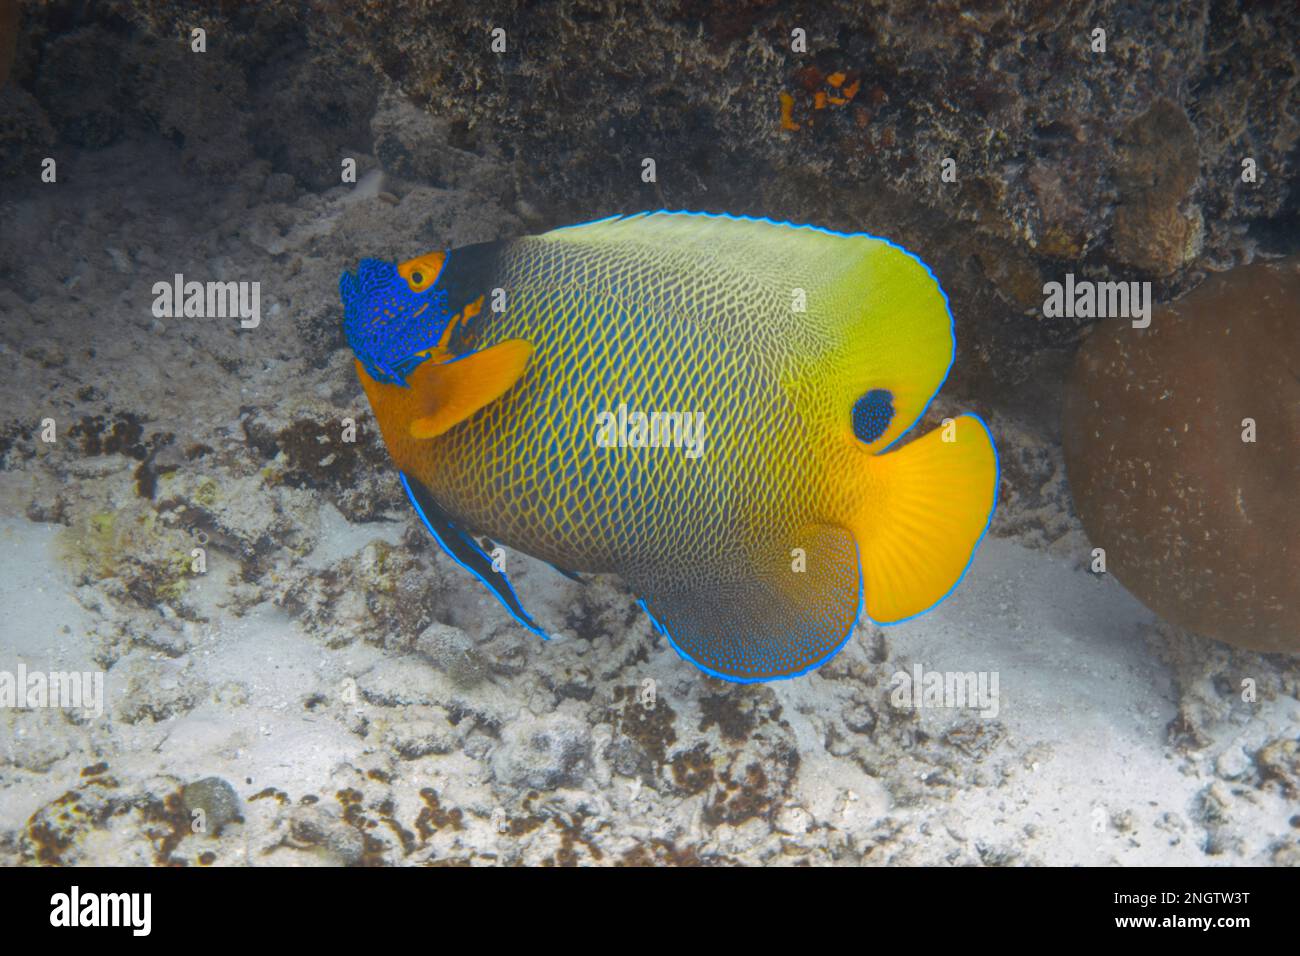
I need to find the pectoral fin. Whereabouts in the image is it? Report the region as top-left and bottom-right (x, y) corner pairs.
(409, 339), (534, 439)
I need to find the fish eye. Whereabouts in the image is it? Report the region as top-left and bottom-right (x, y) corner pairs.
(397, 251), (447, 293)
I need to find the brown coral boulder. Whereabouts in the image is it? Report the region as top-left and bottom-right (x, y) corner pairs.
(1063, 256), (1300, 653)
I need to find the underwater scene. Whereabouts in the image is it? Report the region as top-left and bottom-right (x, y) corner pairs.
(0, 0), (1296, 871)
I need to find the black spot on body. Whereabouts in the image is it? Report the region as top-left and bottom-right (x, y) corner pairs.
(852, 389), (894, 443)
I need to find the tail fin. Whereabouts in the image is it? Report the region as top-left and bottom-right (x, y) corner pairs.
(850, 414), (998, 624)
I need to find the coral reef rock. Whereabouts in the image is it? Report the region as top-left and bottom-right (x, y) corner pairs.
(1063, 256), (1300, 653)
(5, 2), (1298, 395)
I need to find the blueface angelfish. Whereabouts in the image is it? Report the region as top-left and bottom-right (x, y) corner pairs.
(339, 211), (998, 682)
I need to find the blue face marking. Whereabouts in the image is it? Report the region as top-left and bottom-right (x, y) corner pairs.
(339, 258), (453, 386)
(852, 389), (895, 444)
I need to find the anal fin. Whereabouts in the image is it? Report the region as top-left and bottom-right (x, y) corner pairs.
(632, 522), (862, 682)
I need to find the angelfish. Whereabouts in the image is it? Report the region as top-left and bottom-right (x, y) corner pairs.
(339, 212), (998, 681)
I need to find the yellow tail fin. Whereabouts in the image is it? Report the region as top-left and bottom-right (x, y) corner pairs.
(852, 414), (998, 624)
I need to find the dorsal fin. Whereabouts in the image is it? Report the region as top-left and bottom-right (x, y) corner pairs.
(534, 211), (954, 451)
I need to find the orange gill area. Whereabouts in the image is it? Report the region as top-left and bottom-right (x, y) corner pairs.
(355, 357), (439, 473)
(352, 294), (494, 472)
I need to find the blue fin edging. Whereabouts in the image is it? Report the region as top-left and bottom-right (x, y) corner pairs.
(636, 535), (866, 685)
(398, 472), (549, 641)
(548, 208), (957, 456)
(636, 413), (999, 680)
